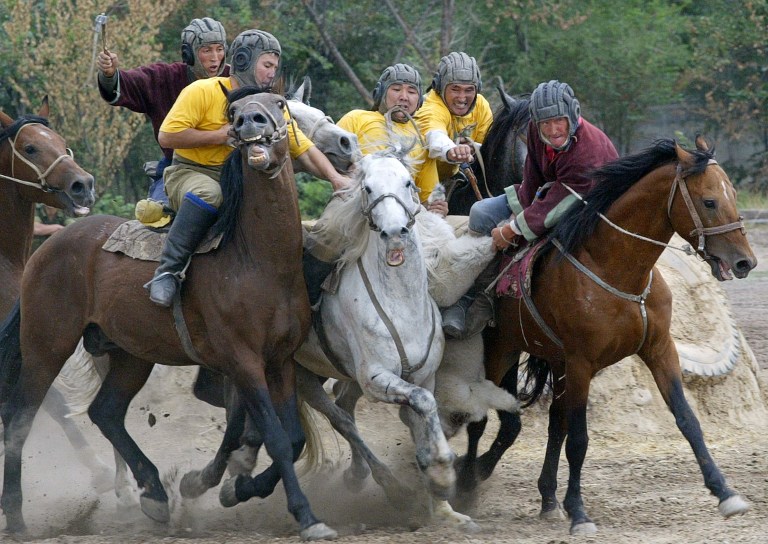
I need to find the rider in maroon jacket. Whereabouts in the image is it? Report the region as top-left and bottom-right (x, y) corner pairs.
(442, 80), (619, 338)
(96, 17), (229, 201)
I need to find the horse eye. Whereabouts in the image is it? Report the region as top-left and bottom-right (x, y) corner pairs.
(24, 144), (36, 154)
(364, 186), (372, 194)
(703, 199), (716, 209)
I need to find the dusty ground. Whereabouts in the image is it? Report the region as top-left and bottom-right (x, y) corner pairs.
(6, 223), (768, 544)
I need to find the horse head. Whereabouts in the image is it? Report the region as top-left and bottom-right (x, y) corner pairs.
(358, 152), (421, 266)
(669, 136), (756, 280)
(225, 85), (289, 174)
(0, 97), (95, 215)
(286, 76), (361, 174)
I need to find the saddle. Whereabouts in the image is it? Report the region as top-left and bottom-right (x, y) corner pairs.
(494, 238), (549, 299)
(102, 219), (222, 261)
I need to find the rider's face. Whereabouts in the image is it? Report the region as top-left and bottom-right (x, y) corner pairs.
(539, 117), (570, 149)
(253, 53), (280, 88)
(443, 83), (477, 116)
(385, 83), (421, 119)
(196, 43), (226, 78)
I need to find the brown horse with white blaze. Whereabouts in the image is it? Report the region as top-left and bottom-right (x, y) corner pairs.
(0, 92), (335, 540)
(482, 137), (755, 535)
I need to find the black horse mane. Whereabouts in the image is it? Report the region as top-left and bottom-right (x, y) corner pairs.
(552, 138), (716, 255)
(0, 115), (50, 144)
(479, 93), (531, 173)
(210, 86), (274, 247)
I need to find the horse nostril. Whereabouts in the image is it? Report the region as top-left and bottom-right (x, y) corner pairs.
(735, 259), (754, 274)
(339, 136), (352, 153)
(400, 227), (410, 236)
(71, 181), (85, 196)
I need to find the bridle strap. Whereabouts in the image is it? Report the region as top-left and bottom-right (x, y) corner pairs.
(1, 122), (74, 191)
(359, 183), (418, 232)
(667, 160), (746, 255)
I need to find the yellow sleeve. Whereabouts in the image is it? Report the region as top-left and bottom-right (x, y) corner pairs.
(286, 116), (314, 159)
(473, 95), (494, 144)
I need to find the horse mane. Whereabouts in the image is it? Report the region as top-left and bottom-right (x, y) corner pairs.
(211, 85), (275, 247)
(553, 138), (716, 254)
(480, 94), (530, 169)
(0, 115), (50, 144)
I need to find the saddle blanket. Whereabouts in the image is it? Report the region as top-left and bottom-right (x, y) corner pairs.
(495, 238), (549, 299)
(102, 219), (223, 262)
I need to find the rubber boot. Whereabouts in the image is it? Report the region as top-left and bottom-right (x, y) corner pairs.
(441, 288), (476, 339)
(303, 250), (336, 308)
(145, 193), (218, 307)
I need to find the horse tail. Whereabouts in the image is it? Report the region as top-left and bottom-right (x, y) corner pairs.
(516, 354), (551, 408)
(0, 299), (22, 405)
(296, 395), (329, 476)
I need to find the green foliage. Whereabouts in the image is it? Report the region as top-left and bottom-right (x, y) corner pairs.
(296, 173), (334, 220)
(92, 191), (136, 219)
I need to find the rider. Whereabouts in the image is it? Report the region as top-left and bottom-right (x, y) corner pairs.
(336, 63), (448, 216)
(97, 17), (229, 203)
(441, 80), (619, 338)
(148, 29), (350, 308)
(414, 51), (493, 203)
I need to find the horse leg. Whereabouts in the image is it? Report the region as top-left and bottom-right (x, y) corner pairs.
(537, 365), (567, 523)
(221, 360), (336, 540)
(331, 379), (372, 488)
(644, 343), (749, 517)
(180, 384), (246, 499)
(295, 366), (403, 500)
(455, 416), (487, 494)
(86, 351), (168, 523)
(476, 368), (523, 481)
(41, 385), (114, 493)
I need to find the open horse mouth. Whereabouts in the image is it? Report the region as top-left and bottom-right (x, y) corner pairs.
(245, 143), (271, 170)
(706, 256), (733, 281)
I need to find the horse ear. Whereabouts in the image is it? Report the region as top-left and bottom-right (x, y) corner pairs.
(0, 110), (12, 128)
(38, 95), (50, 119)
(218, 82), (230, 99)
(302, 76), (312, 105)
(694, 134), (710, 152)
(674, 141), (695, 168)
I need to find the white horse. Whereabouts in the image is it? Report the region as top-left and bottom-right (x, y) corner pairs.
(287, 76), (361, 175)
(291, 151), (493, 529)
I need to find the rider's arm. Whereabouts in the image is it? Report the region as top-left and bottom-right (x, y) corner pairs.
(158, 126), (230, 149)
(295, 146), (351, 192)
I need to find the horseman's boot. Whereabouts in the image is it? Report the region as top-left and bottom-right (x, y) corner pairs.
(441, 253), (501, 339)
(146, 193), (218, 307)
(303, 250), (336, 309)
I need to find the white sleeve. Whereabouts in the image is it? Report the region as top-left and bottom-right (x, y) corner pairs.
(425, 130), (457, 160)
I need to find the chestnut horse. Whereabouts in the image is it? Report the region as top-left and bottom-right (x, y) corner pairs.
(0, 92), (335, 540)
(481, 137), (755, 535)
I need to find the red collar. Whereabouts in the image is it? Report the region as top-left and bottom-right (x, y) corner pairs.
(545, 145), (557, 162)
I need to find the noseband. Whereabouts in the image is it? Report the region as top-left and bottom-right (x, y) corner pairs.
(666, 159), (746, 260)
(232, 98), (289, 179)
(359, 178), (419, 232)
(0, 121), (75, 192)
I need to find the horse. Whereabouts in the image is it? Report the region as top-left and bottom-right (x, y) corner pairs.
(0, 91), (336, 540)
(446, 87), (529, 215)
(177, 149), (498, 529)
(0, 100), (115, 490)
(286, 76), (361, 175)
(479, 137), (755, 534)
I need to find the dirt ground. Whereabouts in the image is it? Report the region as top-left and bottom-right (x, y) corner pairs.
(6, 223), (768, 544)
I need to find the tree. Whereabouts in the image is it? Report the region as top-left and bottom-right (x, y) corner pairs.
(1, 0), (183, 200)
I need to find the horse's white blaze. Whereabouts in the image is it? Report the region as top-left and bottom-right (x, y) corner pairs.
(719, 176), (731, 202)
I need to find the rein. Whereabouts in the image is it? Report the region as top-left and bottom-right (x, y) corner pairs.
(0, 122), (75, 191)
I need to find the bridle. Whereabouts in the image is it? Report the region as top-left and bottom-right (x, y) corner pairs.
(359, 174), (419, 233)
(232, 98), (289, 179)
(0, 121), (75, 192)
(667, 160), (746, 261)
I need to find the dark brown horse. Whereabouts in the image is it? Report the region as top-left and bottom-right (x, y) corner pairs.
(478, 137), (755, 535)
(0, 92), (335, 540)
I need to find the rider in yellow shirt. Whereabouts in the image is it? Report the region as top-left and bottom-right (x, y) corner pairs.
(147, 29), (349, 307)
(414, 52), (493, 200)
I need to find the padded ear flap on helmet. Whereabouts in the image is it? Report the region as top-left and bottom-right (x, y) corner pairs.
(371, 80), (384, 109)
(432, 72), (442, 97)
(232, 46), (253, 74)
(181, 42), (195, 66)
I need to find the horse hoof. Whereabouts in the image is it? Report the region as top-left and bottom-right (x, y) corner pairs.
(539, 505), (566, 521)
(3, 516), (27, 535)
(459, 519), (482, 534)
(570, 521), (598, 536)
(179, 470), (208, 499)
(342, 467), (367, 493)
(90, 466), (116, 494)
(300, 522), (338, 541)
(719, 495), (749, 518)
(219, 477), (240, 508)
(227, 446), (258, 477)
(139, 495), (170, 523)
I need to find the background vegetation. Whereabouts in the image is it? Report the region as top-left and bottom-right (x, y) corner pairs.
(1, 0), (766, 218)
